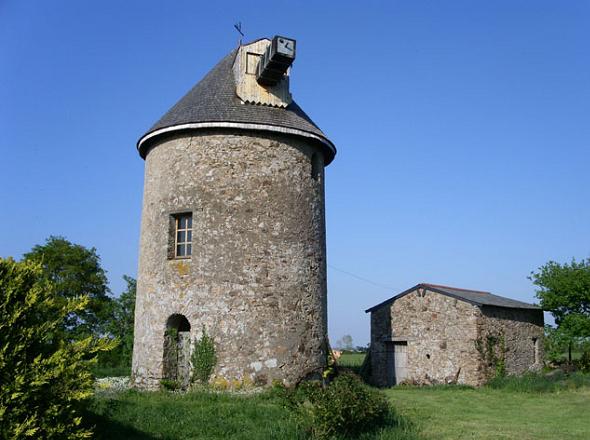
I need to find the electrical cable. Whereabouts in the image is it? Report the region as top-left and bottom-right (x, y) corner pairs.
(327, 264), (396, 291)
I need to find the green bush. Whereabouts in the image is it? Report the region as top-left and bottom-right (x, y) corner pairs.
(191, 325), (217, 384)
(287, 372), (390, 439)
(0, 258), (115, 439)
(159, 379), (180, 391)
(475, 332), (507, 380)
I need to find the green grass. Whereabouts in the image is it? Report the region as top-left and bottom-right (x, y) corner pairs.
(337, 353), (590, 438)
(386, 382), (590, 440)
(87, 389), (305, 439)
(87, 387), (420, 440)
(338, 352), (366, 367)
(487, 370), (590, 393)
(338, 352), (366, 375)
(86, 371), (590, 440)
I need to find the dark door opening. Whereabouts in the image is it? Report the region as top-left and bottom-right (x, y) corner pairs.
(163, 314), (191, 388)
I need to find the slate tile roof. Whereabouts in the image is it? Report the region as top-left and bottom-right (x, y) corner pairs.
(137, 48), (336, 162)
(365, 283), (541, 312)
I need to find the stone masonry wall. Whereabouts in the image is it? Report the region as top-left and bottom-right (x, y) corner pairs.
(370, 289), (481, 387)
(477, 306), (544, 378)
(132, 130), (327, 389)
(370, 289), (545, 387)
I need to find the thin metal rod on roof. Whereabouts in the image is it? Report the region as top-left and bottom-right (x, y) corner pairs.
(233, 22), (244, 45)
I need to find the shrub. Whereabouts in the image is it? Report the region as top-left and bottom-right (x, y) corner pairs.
(288, 372), (390, 439)
(358, 350), (372, 382)
(0, 258), (115, 439)
(191, 326), (217, 384)
(475, 332), (507, 380)
(487, 370), (590, 393)
(159, 379), (180, 391)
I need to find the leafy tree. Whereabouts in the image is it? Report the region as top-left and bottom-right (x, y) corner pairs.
(23, 236), (113, 339)
(543, 325), (570, 362)
(530, 258), (590, 361)
(336, 335), (354, 351)
(100, 276), (136, 368)
(0, 257), (115, 439)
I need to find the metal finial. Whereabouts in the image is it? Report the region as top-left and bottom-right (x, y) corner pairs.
(233, 22), (244, 45)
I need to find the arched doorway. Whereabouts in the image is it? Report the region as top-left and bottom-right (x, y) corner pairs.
(163, 314), (191, 388)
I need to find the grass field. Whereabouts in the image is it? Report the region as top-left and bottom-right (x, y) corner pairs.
(386, 386), (590, 440)
(338, 352), (590, 439)
(88, 354), (590, 439)
(87, 390), (305, 440)
(338, 352), (366, 367)
(87, 388), (420, 440)
(88, 381), (590, 439)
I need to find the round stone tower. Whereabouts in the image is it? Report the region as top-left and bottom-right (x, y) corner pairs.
(132, 37), (336, 389)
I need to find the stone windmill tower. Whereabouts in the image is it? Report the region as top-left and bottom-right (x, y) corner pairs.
(131, 37), (336, 389)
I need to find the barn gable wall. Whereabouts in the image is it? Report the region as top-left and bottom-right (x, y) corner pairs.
(370, 288), (481, 386)
(369, 288), (545, 387)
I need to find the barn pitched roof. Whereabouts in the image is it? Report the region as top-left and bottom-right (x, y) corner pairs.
(137, 46), (336, 162)
(365, 283), (540, 313)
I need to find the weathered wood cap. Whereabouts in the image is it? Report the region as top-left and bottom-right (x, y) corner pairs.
(137, 42), (336, 163)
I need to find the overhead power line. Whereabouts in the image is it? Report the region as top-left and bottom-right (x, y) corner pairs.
(327, 264), (396, 291)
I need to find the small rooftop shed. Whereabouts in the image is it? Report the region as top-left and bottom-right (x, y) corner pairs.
(366, 283), (544, 387)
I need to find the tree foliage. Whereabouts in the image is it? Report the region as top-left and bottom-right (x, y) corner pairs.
(0, 257), (115, 439)
(99, 276), (136, 368)
(530, 258), (590, 338)
(336, 335), (354, 350)
(543, 325), (571, 362)
(23, 236), (113, 339)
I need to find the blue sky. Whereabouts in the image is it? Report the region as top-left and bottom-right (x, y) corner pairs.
(1, 1), (589, 345)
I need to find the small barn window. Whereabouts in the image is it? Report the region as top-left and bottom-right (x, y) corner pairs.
(311, 153), (323, 181)
(173, 213), (192, 258)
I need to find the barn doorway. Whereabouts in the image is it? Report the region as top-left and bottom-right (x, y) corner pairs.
(163, 314), (191, 389)
(385, 341), (408, 386)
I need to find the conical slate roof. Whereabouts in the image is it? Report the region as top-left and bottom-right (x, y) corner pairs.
(137, 48), (336, 164)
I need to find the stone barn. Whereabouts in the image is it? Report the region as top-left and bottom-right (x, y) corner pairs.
(366, 283), (544, 386)
(131, 36), (336, 389)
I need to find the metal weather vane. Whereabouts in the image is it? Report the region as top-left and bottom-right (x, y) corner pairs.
(233, 22), (244, 45)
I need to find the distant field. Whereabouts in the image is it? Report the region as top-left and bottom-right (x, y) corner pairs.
(338, 352), (366, 371)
